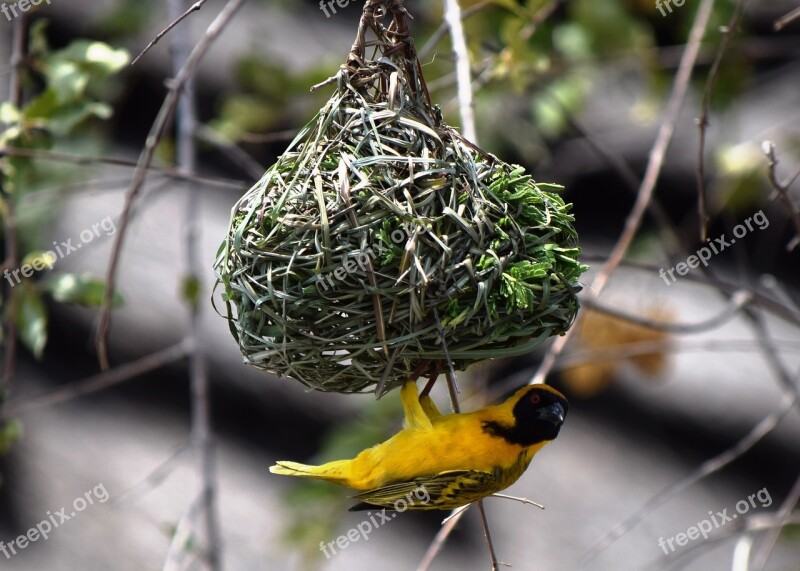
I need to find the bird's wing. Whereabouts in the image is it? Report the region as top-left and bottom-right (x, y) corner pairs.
(348, 469), (500, 511)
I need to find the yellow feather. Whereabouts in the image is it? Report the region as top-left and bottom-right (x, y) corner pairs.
(269, 381), (567, 510)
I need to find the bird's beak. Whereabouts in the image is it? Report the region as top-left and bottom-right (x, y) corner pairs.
(535, 402), (566, 425)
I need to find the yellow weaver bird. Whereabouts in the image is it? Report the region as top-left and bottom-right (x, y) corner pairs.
(269, 381), (568, 511)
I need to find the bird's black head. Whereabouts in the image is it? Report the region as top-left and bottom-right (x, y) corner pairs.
(511, 385), (568, 445)
(480, 385), (568, 447)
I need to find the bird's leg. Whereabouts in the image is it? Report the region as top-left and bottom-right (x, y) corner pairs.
(400, 380), (434, 430)
(419, 370), (443, 420)
(420, 391), (443, 420)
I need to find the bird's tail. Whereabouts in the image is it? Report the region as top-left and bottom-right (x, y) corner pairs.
(269, 460), (352, 485)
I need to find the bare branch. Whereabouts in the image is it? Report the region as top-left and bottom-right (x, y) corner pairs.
(423, 309), (499, 570)
(416, 507), (469, 571)
(96, 0), (247, 370)
(168, 0), (223, 567)
(489, 493), (545, 510)
(763, 141), (800, 251)
(774, 6), (800, 31)
(581, 290), (752, 334)
(133, 0), (210, 65)
(0, 341), (191, 419)
(580, 387), (798, 565)
(194, 124), (265, 180)
(731, 534), (754, 571)
(579, 253), (800, 328)
(696, 0), (750, 242)
(162, 493), (204, 571)
(529, 0), (719, 386)
(751, 469), (800, 570)
(0, 146), (249, 190)
(443, 0), (477, 142)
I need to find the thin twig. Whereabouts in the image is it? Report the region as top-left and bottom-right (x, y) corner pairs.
(420, 1), (488, 58)
(560, 337), (800, 371)
(751, 469), (800, 570)
(742, 308), (800, 405)
(580, 386), (798, 565)
(548, 93), (685, 260)
(0, 146), (249, 190)
(443, 0), (477, 142)
(168, 0), (223, 567)
(133, 0), (210, 65)
(477, 500), (501, 570)
(731, 534), (754, 571)
(581, 290), (752, 334)
(529, 0), (718, 386)
(2, 17), (27, 390)
(654, 513), (800, 571)
(426, 308), (499, 570)
(762, 141), (800, 251)
(0, 341), (191, 419)
(578, 253), (800, 328)
(696, 0), (749, 242)
(113, 441), (192, 505)
(96, 0), (247, 370)
(237, 128), (298, 145)
(490, 493), (545, 510)
(194, 124), (264, 180)
(774, 6), (800, 31)
(416, 507), (469, 571)
(162, 493), (204, 571)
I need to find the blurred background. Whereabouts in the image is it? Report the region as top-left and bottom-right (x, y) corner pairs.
(1, 0), (799, 570)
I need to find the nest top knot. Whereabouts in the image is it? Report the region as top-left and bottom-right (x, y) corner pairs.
(213, 0), (587, 395)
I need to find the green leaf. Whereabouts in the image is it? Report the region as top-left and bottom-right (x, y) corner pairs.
(0, 420), (23, 455)
(48, 102), (113, 135)
(43, 273), (124, 307)
(39, 40), (129, 103)
(20, 250), (57, 276)
(181, 275), (201, 308)
(17, 285), (48, 359)
(51, 40), (130, 76)
(0, 102), (20, 123)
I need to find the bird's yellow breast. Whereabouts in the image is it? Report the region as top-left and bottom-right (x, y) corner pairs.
(344, 407), (543, 491)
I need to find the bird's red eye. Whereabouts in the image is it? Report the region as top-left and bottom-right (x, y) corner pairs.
(530, 393), (541, 405)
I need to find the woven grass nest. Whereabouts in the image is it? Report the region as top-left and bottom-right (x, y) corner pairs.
(214, 0), (587, 395)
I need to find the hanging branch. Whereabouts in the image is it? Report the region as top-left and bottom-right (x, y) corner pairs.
(433, 307), (500, 570)
(528, 0), (718, 386)
(0, 146), (248, 190)
(762, 141), (800, 251)
(443, 0), (477, 142)
(166, 0), (222, 568)
(696, 0), (750, 242)
(0, 341), (191, 419)
(96, 0), (247, 370)
(133, 0), (210, 65)
(751, 470), (800, 570)
(774, 6), (800, 31)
